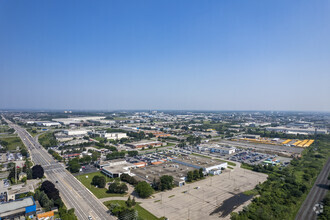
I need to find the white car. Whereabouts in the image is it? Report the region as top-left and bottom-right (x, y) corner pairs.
(88, 216), (93, 220)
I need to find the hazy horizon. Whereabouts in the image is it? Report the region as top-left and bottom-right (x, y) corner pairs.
(1, 1), (330, 111)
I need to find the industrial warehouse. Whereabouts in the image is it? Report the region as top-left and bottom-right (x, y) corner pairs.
(99, 151), (228, 186)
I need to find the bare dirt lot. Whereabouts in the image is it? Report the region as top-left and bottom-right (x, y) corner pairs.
(139, 164), (267, 220)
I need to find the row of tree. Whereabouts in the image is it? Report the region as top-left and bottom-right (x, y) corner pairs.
(120, 173), (139, 185)
(35, 180), (77, 220)
(8, 163), (44, 184)
(231, 135), (330, 220)
(108, 182), (128, 194)
(106, 151), (126, 160)
(152, 175), (174, 191)
(186, 168), (204, 182)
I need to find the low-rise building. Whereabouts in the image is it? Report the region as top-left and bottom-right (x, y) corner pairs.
(170, 155), (227, 175)
(266, 126), (328, 135)
(101, 160), (136, 178)
(0, 196), (36, 219)
(63, 129), (90, 136)
(101, 132), (127, 140)
(126, 141), (165, 149)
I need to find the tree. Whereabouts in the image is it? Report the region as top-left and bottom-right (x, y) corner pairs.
(127, 151), (138, 157)
(108, 182), (128, 194)
(156, 175), (174, 191)
(26, 168), (33, 179)
(120, 173), (138, 185)
(199, 168), (204, 178)
(193, 170), (200, 180)
(20, 148), (28, 157)
(186, 171), (194, 182)
(68, 158), (81, 173)
(32, 165), (44, 179)
(41, 180), (60, 201)
(92, 175), (106, 188)
(126, 196), (132, 207)
(134, 181), (153, 198)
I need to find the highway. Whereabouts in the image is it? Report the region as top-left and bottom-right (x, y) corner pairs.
(295, 158), (330, 220)
(3, 117), (114, 220)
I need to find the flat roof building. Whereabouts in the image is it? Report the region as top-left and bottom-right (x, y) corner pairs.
(126, 141), (165, 149)
(0, 196), (36, 219)
(266, 126), (328, 135)
(63, 129), (90, 136)
(170, 155), (227, 174)
(100, 160), (136, 178)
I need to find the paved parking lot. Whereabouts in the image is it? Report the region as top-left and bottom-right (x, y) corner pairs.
(139, 165), (267, 220)
(227, 149), (292, 166)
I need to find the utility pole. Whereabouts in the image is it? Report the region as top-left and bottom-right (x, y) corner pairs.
(15, 165), (17, 184)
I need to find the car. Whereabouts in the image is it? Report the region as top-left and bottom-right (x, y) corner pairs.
(56, 181), (58, 183)
(88, 216), (93, 220)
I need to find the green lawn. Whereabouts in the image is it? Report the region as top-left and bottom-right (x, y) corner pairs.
(75, 172), (126, 199)
(0, 125), (14, 133)
(38, 132), (58, 148)
(26, 127), (41, 137)
(104, 200), (164, 220)
(0, 136), (25, 151)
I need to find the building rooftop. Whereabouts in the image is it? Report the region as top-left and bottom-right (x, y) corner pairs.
(173, 155), (225, 168)
(0, 196), (35, 214)
(131, 161), (195, 183)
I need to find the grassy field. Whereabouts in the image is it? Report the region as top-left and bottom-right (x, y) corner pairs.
(0, 125), (14, 133)
(0, 136), (25, 151)
(26, 127), (42, 137)
(75, 172), (126, 199)
(104, 200), (164, 220)
(38, 132), (57, 148)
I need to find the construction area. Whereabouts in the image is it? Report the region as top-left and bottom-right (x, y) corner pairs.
(139, 164), (268, 220)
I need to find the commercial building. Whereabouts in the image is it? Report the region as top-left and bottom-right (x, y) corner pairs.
(126, 141), (165, 149)
(0, 196), (36, 219)
(141, 130), (171, 138)
(197, 144), (236, 154)
(101, 160), (136, 178)
(242, 134), (261, 139)
(266, 126), (328, 135)
(101, 133), (127, 140)
(131, 162), (193, 187)
(63, 129), (90, 136)
(35, 122), (61, 127)
(53, 116), (106, 125)
(170, 155), (227, 175)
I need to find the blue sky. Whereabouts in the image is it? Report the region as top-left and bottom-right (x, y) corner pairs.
(1, 0), (329, 111)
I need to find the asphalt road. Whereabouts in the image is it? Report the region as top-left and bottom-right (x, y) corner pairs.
(295, 158), (330, 220)
(4, 117), (114, 220)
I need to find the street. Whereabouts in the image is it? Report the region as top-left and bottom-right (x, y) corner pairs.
(295, 158), (330, 220)
(4, 118), (114, 220)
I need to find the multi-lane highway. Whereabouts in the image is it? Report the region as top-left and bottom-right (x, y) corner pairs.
(4, 117), (114, 220)
(295, 158), (330, 220)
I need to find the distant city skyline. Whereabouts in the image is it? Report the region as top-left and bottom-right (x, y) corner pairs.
(1, 0), (330, 111)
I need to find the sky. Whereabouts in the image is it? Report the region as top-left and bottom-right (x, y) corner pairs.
(1, 0), (330, 111)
